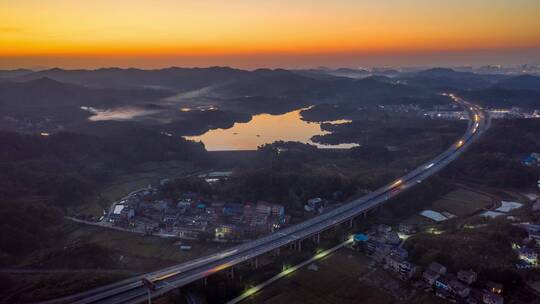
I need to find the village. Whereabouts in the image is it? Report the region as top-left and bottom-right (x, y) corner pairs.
(98, 171), (343, 244)
(346, 195), (540, 304)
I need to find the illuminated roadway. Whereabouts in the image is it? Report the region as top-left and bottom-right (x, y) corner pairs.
(47, 95), (489, 304)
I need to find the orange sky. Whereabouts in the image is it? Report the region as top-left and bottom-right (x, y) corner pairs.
(1, 0), (540, 68)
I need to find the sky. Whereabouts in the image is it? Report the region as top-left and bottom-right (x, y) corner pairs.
(1, 0), (540, 69)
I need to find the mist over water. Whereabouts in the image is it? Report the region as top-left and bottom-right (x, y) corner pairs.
(81, 106), (162, 121)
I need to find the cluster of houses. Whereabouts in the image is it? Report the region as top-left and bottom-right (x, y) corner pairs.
(107, 184), (289, 241)
(422, 262), (505, 304)
(512, 222), (540, 269)
(487, 108), (539, 119)
(351, 223), (511, 304)
(423, 110), (467, 120)
(353, 224), (417, 280)
(515, 246), (539, 269)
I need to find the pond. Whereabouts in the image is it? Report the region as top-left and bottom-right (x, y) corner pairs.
(184, 108), (359, 151)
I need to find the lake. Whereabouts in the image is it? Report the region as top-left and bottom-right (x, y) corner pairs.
(184, 108), (359, 151)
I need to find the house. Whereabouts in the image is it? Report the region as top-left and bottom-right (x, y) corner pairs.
(398, 223), (417, 235)
(247, 214), (268, 227)
(529, 230), (540, 245)
(483, 291), (504, 304)
(427, 262), (447, 275)
(158, 200), (170, 211)
(486, 281), (503, 295)
(110, 203), (126, 221)
(373, 246), (390, 262)
(449, 279), (470, 297)
(385, 253), (416, 279)
(435, 288), (452, 300)
(398, 261), (416, 279)
(435, 276), (451, 291)
(458, 269), (477, 285)
(390, 246), (408, 259)
(522, 153), (540, 166)
(271, 204), (285, 217)
(468, 288), (484, 304)
(177, 199), (192, 209)
(517, 247), (538, 265)
(223, 203), (244, 216)
(256, 202), (272, 216)
(215, 224), (237, 239)
(376, 224), (392, 234)
(423, 269), (440, 285)
(365, 239), (379, 253)
(162, 210), (179, 224)
(384, 231), (401, 245)
(305, 198), (323, 211)
(385, 252), (404, 271)
(176, 226), (206, 239)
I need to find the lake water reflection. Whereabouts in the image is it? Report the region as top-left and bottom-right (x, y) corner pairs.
(184, 108), (359, 151)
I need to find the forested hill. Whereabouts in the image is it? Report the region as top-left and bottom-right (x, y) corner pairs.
(0, 130), (207, 203)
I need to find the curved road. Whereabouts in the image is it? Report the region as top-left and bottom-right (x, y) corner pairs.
(44, 94), (489, 304)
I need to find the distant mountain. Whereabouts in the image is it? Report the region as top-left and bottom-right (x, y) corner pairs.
(0, 77), (174, 133)
(11, 67), (443, 105)
(496, 75), (540, 91)
(0, 69), (33, 78)
(0, 77), (172, 108)
(461, 87), (540, 108)
(413, 67), (467, 78)
(15, 66), (251, 91)
(400, 67), (507, 90)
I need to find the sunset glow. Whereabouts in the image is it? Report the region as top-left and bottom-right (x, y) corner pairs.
(1, 0), (540, 68)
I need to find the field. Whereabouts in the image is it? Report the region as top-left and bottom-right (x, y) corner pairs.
(72, 160), (197, 217)
(0, 272), (127, 303)
(21, 221), (229, 272)
(243, 249), (395, 304)
(431, 188), (494, 217)
(241, 248), (454, 304)
(2, 221), (230, 303)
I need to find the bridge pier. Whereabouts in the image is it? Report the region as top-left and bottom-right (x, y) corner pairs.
(297, 240), (302, 252)
(349, 218), (354, 228)
(312, 233), (320, 244)
(226, 267), (235, 279)
(289, 242), (296, 250)
(202, 277), (208, 287)
(251, 257), (259, 269)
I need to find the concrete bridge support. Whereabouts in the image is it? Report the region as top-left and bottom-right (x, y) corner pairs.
(226, 267), (235, 279)
(251, 257), (259, 269)
(312, 233), (320, 244)
(289, 242), (296, 251)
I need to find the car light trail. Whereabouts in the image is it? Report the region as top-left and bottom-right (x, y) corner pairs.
(391, 179), (403, 188)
